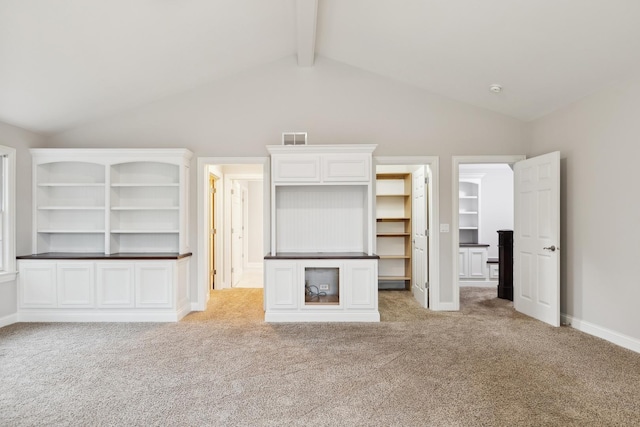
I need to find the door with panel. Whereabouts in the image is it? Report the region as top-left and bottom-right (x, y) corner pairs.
(209, 174), (217, 289)
(412, 166), (428, 307)
(514, 152), (560, 326)
(231, 181), (244, 286)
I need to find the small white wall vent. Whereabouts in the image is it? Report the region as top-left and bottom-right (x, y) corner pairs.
(282, 132), (308, 145)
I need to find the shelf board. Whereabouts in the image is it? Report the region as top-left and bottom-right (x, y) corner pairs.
(459, 196), (478, 199)
(111, 183), (179, 187)
(376, 193), (410, 197)
(111, 206), (179, 211)
(379, 255), (410, 259)
(378, 275), (411, 281)
(376, 217), (410, 222)
(38, 229), (105, 233)
(38, 183), (104, 187)
(111, 230), (179, 234)
(304, 295), (340, 305)
(459, 227), (478, 230)
(376, 232), (410, 237)
(38, 206), (104, 210)
(376, 173), (410, 180)
(459, 211), (478, 215)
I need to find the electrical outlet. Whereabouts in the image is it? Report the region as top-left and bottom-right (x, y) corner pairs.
(319, 284), (330, 291)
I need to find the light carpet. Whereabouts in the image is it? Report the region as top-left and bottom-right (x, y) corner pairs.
(1, 288), (639, 426)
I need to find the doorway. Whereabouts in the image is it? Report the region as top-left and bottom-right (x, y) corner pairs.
(196, 157), (269, 311)
(452, 156), (525, 311)
(375, 156), (440, 310)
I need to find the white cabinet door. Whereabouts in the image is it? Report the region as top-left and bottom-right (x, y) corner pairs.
(345, 260), (377, 309)
(265, 261), (298, 309)
(273, 155), (321, 183)
(322, 154), (370, 182)
(468, 248), (488, 279)
(57, 262), (95, 308)
(458, 248), (469, 278)
(96, 262), (135, 308)
(19, 262), (57, 308)
(135, 262), (173, 308)
(489, 263), (499, 280)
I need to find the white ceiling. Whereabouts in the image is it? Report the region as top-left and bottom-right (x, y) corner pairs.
(2, 0), (640, 134)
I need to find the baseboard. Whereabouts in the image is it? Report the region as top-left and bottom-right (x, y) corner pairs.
(459, 281), (498, 288)
(175, 301), (192, 321)
(0, 313), (18, 328)
(432, 301), (457, 311)
(17, 310), (186, 323)
(265, 311), (380, 323)
(191, 302), (205, 312)
(562, 313), (640, 354)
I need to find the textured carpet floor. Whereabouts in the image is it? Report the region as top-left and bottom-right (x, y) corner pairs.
(1, 288), (639, 426)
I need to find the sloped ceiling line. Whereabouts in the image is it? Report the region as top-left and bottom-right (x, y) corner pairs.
(296, 0), (318, 66)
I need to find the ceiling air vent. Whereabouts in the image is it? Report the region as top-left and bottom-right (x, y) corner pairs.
(282, 132), (307, 145)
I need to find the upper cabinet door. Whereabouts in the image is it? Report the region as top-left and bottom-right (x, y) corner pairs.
(272, 154), (321, 183)
(322, 154), (370, 182)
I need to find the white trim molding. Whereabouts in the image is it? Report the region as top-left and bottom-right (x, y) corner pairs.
(0, 272), (17, 283)
(0, 313), (18, 328)
(562, 313), (640, 354)
(0, 145), (16, 276)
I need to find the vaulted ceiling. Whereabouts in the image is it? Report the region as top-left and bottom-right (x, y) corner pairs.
(2, 0), (640, 134)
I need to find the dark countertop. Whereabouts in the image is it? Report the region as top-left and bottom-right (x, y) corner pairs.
(265, 252), (380, 260)
(17, 252), (192, 260)
(459, 243), (490, 248)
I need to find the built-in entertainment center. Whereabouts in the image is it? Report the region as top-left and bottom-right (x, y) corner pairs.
(264, 144), (380, 322)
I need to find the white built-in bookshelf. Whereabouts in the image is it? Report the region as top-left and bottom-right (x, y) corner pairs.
(18, 149), (193, 323)
(32, 149), (191, 254)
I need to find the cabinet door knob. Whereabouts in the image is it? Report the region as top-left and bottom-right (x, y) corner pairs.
(543, 245), (557, 252)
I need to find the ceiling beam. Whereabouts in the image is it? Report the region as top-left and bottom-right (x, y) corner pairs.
(296, 0), (318, 67)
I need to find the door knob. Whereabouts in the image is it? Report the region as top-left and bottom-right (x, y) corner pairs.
(543, 245), (556, 252)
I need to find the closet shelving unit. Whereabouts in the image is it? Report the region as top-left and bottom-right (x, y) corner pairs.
(375, 172), (412, 290)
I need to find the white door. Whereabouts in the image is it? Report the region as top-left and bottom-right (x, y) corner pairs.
(231, 181), (244, 287)
(412, 166), (428, 307)
(514, 151), (560, 326)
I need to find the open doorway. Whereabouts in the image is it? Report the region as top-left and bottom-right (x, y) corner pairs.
(374, 156), (440, 310)
(196, 157), (270, 312)
(452, 155), (525, 311)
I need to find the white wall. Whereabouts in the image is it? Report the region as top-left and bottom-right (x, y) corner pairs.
(46, 55), (527, 309)
(528, 75), (640, 345)
(0, 121), (45, 323)
(460, 165), (514, 258)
